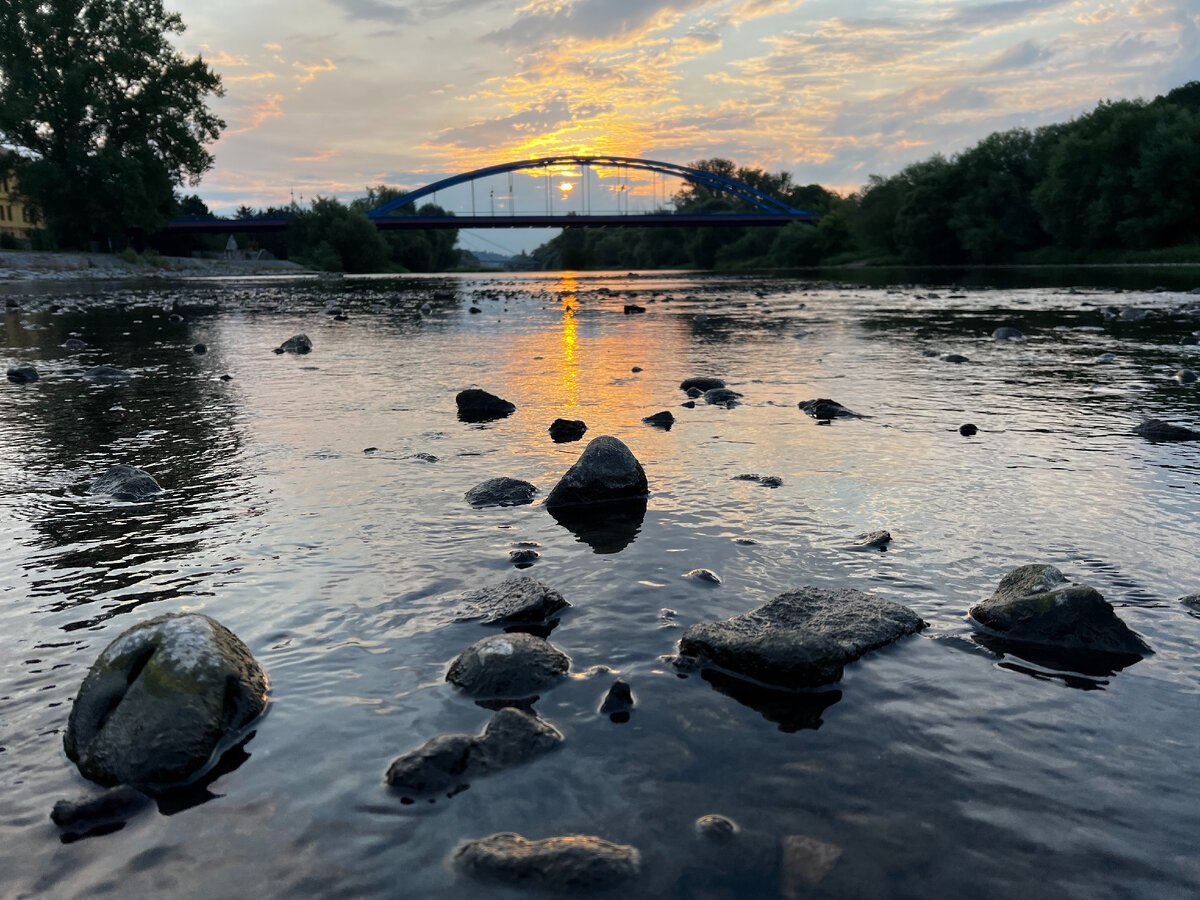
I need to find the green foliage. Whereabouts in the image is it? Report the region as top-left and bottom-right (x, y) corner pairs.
(0, 232), (18, 250)
(0, 0), (224, 249)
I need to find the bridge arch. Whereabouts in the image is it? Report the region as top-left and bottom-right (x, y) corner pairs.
(367, 155), (810, 219)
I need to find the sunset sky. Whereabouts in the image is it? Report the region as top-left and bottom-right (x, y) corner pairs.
(171, 0), (1199, 250)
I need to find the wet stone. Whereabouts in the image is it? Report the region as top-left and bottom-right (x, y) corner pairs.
(992, 326), (1025, 341)
(274, 334), (312, 354)
(1180, 595), (1200, 611)
(192, 343), (207, 354)
(6, 364), (38, 384)
(63, 613), (268, 789)
(89, 465), (162, 502)
(732, 473), (781, 487)
(447, 632), (570, 700)
(680, 376), (726, 392)
(1175, 369), (1197, 384)
(465, 477), (538, 508)
(941, 354), (970, 363)
(798, 398), (864, 419)
(62, 338), (88, 350)
(599, 679), (634, 723)
(1133, 419), (1200, 441)
(452, 576), (569, 625)
(642, 410), (674, 429)
(623, 304), (646, 314)
(685, 568), (722, 584)
(695, 814), (738, 840)
(83, 365), (131, 383)
(456, 388), (516, 422)
(968, 564), (1151, 658)
(51, 785), (151, 830)
(960, 423), (978, 436)
(548, 418), (587, 443)
(678, 586), (926, 689)
(849, 530), (891, 551)
(453, 832), (641, 892)
(680, 400), (696, 409)
(704, 388), (743, 407)
(544, 435), (648, 508)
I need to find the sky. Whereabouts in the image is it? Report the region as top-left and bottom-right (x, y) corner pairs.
(170, 0), (1199, 253)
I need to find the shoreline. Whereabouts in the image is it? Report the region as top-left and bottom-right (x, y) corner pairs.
(0, 249), (308, 282)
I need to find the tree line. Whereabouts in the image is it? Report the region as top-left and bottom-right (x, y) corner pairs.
(533, 81), (1200, 270)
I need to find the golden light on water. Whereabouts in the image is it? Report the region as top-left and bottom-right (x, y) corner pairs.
(558, 273), (579, 407)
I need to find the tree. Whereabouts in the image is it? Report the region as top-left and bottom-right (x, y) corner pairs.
(0, 0), (224, 248)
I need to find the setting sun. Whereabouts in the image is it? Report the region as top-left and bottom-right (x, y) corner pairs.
(558, 181), (574, 193)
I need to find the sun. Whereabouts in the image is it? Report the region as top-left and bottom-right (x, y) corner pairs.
(558, 181), (574, 193)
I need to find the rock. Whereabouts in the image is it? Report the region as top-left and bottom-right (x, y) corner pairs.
(465, 477), (538, 508)
(798, 398), (864, 419)
(385, 708), (562, 801)
(1175, 368), (1197, 384)
(599, 679), (634, 722)
(453, 832), (641, 892)
(1181, 335), (1199, 346)
(83, 365), (131, 383)
(968, 564), (1151, 657)
(732, 473), (781, 487)
(456, 388), (516, 422)
(447, 633), (570, 700)
(642, 410), (674, 429)
(469, 306), (482, 314)
(192, 343), (207, 355)
(89, 465), (162, 502)
(678, 586), (926, 689)
(1097, 353), (1117, 363)
(680, 400), (696, 409)
(274, 334), (312, 354)
(51, 785), (150, 830)
(1133, 419), (1200, 441)
(685, 568), (722, 584)
(63, 613), (268, 789)
(695, 815), (738, 840)
(782, 834), (843, 895)
(703, 388), (743, 407)
(544, 435), (648, 508)
(680, 376), (726, 393)
(630, 366), (642, 372)
(623, 304), (646, 314)
(453, 576), (569, 624)
(685, 386), (704, 398)
(959, 423), (978, 436)
(420, 301), (433, 315)
(849, 530), (891, 551)
(548, 418), (588, 443)
(6, 364), (38, 384)
(509, 549), (539, 567)
(1118, 308), (1149, 322)
(941, 354), (970, 363)
(409, 452), (438, 462)
(62, 338), (88, 351)
(1181, 595), (1200, 611)
(992, 326), (1024, 341)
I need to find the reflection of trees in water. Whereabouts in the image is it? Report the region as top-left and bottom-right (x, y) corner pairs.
(1, 302), (256, 630)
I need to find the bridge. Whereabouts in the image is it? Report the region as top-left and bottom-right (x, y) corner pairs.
(167, 155), (816, 233)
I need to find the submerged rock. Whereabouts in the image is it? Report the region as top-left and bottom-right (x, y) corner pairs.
(1175, 368), (1197, 384)
(678, 587), (926, 689)
(456, 388), (516, 422)
(599, 679), (634, 722)
(83, 365), (131, 383)
(1133, 419), (1200, 441)
(63, 614), (268, 789)
(732, 473), (782, 488)
(703, 388), (743, 407)
(6, 364), (38, 384)
(782, 834), (843, 894)
(685, 568), (722, 584)
(51, 785), (151, 832)
(642, 410), (674, 429)
(968, 564), (1151, 658)
(548, 418), (587, 443)
(385, 708), (562, 802)
(89, 465), (162, 502)
(447, 633), (570, 700)
(274, 334), (312, 354)
(798, 398), (864, 419)
(848, 530), (891, 551)
(1180, 595), (1200, 612)
(452, 576), (569, 625)
(62, 338), (88, 351)
(465, 477), (538, 508)
(623, 304), (646, 314)
(544, 436), (648, 508)
(941, 354), (970, 364)
(680, 376), (725, 392)
(695, 814), (738, 840)
(454, 832), (641, 892)
(992, 326), (1025, 341)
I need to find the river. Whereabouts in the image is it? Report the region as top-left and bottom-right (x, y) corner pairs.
(2, 269), (1198, 898)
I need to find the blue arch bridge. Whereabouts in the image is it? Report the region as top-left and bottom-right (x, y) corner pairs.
(168, 155), (817, 233)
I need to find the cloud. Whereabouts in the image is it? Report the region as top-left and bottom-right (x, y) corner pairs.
(486, 0), (713, 48)
(226, 71), (279, 82)
(328, 0), (413, 24)
(293, 59), (338, 85)
(263, 42), (283, 51)
(981, 38), (1054, 71)
(206, 51), (250, 67)
(225, 93), (286, 135)
(291, 149), (339, 162)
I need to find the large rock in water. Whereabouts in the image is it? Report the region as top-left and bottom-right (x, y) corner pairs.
(274, 334), (312, 354)
(447, 632), (570, 700)
(456, 388), (516, 422)
(1133, 419), (1200, 441)
(678, 587), (926, 688)
(454, 832), (641, 892)
(7, 364), (38, 384)
(89, 465), (162, 502)
(64, 614), (267, 789)
(968, 564), (1151, 657)
(452, 576), (570, 625)
(544, 435), (648, 508)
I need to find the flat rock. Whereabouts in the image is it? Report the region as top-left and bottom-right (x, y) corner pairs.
(447, 633), (570, 700)
(544, 436), (648, 508)
(452, 576), (569, 625)
(548, 418), (587, 442)
(941, 354), (970, 363)
(274, 334), (312, 354)
(732, 473), (782, 487)
(968, 564), (1151, 657)
(83, 365), (131, 383)
(798, 398), (864, 419)
(678, 586), (926, 688)
(1133, 419), (1200, 441)
(680, 376), (725, 392)
(385, 708), (562, 801)
(465, 477), (538, 508)
(6, 364), (38, 384)
(454, 832), (641, 892)
(456, 388), (516, 422)
(64, 614), (268, 789)
(89, 465), (162, 502)
(703, 388), (743, 407)
(642, 410), (674, 429)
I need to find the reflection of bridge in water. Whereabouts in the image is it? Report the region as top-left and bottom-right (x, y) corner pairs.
(168, 155), (817, 233)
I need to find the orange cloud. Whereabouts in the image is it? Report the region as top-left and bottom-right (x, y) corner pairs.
(294, 59), (338, 86)
(225, 93), (285, 135)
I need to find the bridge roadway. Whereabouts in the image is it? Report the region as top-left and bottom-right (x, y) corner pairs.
(167, 211), (816, 233)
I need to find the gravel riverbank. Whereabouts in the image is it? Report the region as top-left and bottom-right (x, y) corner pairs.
(0, 249), (306, 282)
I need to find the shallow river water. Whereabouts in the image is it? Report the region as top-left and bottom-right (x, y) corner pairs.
(2, 270), (1199, 899)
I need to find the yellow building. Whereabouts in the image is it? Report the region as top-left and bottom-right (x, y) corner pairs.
(0, 154), (37, 242)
